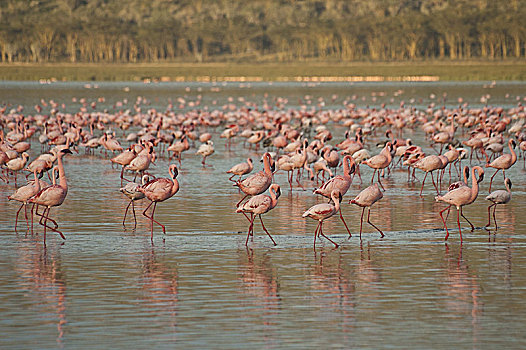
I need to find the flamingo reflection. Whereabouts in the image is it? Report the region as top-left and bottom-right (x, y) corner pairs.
(139, 247), (179, 335)
(237, 247), (281, 328)
(442, 244), (482, 342)
(15, 242), (67, 346)
(310, 249), (356, 334)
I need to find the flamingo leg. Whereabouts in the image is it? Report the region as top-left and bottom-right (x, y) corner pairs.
(259, 215), (277, 246)
(439, 205), (451, 240)
(430, 171), (439, 195)
(42, 208), (66, 241)
(339, 208), (352, 238)
(485, 203), (496, 228)
(123, 200), (132, 228)
(148, 202), (165, 238)
(246, 213), (256, 246)
(23, 203), (29, 232)
(14, 203), (23, 233)
(419, 172), (428, 197)
(359, 207), (365, 239)
(318, 222), (339, 248)
(131, 201), (137, 229)
(367, 208), (384, 238)
(492, 204), (499, 230)
(488, 169), (500, 193)
(313, 221), (322, 249)
(456, 207), (463, 243)
(370, 169), (376, 184)
(236, 194), (249, 208)
(30, 204), (35, 235)
(377, 170), (385, 191)
(460, 207), (474, 232)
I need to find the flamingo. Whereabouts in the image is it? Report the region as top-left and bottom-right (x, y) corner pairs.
(120, 175), (150, 230)
(313, 154), (356, 237)
(349, 183), (384, 238)
(226, 158), (253, 182)
(167, 135), (190, 164)
(138, 164), (180, 241)
(486, 139), (517, 192)
(362, 142), (392, 190)
(6, 152), (29, 186)
(302, 190), (342, 249)
(234, 152), (273, 207)
(485, 178), (512, 230)
(125, 143), (154, 181)
(413, 155), (445, 196)
(29, 149), (73, 244)
(435, 166), (484, 242)
(236, 184), (281, 246)
(196, 140), (214, 166)
(7, 169), (41, 233)
(111, 146), (137, 185)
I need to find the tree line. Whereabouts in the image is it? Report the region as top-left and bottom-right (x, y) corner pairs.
(0, 0), (524, 64)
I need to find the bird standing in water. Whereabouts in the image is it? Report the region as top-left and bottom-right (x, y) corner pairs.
(485, 177), (512, 230)
(302, 190), (342, 249)
(138, 164), (180, 241)
(236, 184), (281, 246)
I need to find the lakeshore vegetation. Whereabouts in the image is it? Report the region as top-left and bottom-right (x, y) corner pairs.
(0, 1), (525, 65)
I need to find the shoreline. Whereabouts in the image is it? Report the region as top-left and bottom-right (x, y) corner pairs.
(0, 61), (524, 82)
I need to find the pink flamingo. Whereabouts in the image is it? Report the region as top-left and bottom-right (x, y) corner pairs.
(29, 149), (73, 244)
(8, 168), (41, 233)
(313, 155), (356, 237)
(485, 178), (512, 230)
(413, 155), (445, 196)
(234, 152), (273, 207)
(138, 164), (180, 241)
(111, 146), (137, 185)
(236, 184), (281, 246)
(302, 190), (342, 249)
(435, 166), (484, 242)
(227, 158), (253, 182)
(349, 183), (384, 239)
(362, 142), (392, 190)
(486, 139), (517, 192)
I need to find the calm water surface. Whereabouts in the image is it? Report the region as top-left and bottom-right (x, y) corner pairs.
(1, 81), (526, 349)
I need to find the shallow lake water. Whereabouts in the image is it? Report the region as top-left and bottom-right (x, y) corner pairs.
(0, 81), (526, 349)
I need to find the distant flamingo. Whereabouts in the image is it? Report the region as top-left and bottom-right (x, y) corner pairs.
(486, 139), (517, 192)
(138, 164), (180, 241)
(314, 155), (356, 237)
(302, 190), (342, 249)
(29, 149), (73, 244)
(349, 183), (384, 238)
(236, 184), (281, 246)
(120, 175), (150, 230)
(196, 140), (214, 166)
(485, 178), (512, 230)
(227, 158), (253, 182)
(435, 166), (484, 242)
(234, 152), (273, 207)
(8, 169), (41, 233)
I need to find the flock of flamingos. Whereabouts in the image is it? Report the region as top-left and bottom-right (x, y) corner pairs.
(1, 94), (525, 248)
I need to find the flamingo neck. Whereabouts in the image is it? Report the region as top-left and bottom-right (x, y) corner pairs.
(56, 154), (67, 191)
(263, 154), (272, 175)
(342, 156), (352, 179)
(33, 170), (40, 192)
(332, 194), (340, 212)
(169, 168), (179, 195)
(470, 167), (480, 201)
(509, 141), (517, 163)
